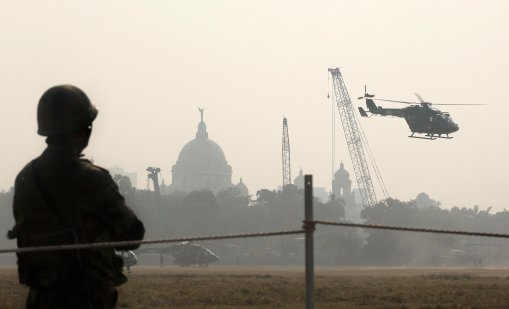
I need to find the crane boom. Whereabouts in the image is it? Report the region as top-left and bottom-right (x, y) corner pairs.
(328, 68), (377, 207)
(282, 117), (291, 188)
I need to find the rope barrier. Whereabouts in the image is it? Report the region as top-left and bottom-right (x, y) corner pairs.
(313, 220), (509, 239)
(0, 229), (305, 254)
(2, 221), (509, 255)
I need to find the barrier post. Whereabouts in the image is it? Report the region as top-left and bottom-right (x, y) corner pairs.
(304, 175), (314, 309)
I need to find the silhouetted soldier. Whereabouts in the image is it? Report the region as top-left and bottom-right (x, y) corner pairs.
(8, 85), (145, 309)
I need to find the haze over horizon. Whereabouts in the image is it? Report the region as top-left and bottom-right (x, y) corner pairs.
(1, 1), (508, 211)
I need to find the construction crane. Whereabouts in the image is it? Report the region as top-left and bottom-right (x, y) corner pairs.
(282, 117), (291, 188)
(281, 117), (292, 256)
(328, 68), (377, 207)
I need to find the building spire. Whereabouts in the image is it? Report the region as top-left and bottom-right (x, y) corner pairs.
(199, 107), (205, 122)
(196, 107), (208, 139)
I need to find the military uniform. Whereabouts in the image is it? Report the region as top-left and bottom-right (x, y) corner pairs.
(9, 85), (145, 309)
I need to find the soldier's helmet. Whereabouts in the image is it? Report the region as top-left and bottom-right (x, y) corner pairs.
(37, 85), (98, 136)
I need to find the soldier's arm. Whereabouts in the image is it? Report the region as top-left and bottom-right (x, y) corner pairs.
(87, 166), (145, 250)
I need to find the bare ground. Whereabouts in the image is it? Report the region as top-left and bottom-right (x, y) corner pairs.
(2, 266), (509, 308)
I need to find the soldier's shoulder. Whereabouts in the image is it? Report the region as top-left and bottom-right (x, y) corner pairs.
(78, 159), (124, 205)
(78, 159), (113, 182)
(14, 161), (36, 185)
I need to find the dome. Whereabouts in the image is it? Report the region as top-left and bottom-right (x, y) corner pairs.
(174, 138), (229, 173)
(170, 109), (233, 194)
(236, 178), (249, 196)
(334, 161), (349, 179)
(294, 168), (304, 189)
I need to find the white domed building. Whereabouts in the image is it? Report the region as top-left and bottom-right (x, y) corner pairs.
(167, 110), (243, 194)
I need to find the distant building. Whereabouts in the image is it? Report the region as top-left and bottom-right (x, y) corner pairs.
(352, 189), (362, 205)
(332, 162), (362, 222)
(332, 162), (354, 205)
(236, 178), (249, 197)
(285, 168), (327, 202)
(166, 109), (247, 195)
(313, 187), (329, 203)
(108, 166), (138, 188)
(294, 168), (304, 189)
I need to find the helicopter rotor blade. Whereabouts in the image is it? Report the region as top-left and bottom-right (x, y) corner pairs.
(415, 93), (425, 103)
(362, 90), (489, 106)
(429, 103), (488, 106)
(373, 98), (417, 104)
(412, 93), (487, 106)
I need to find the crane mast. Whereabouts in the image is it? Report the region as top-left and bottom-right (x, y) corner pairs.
(282, 117), (291, 188)
(328, 68), (377, 207)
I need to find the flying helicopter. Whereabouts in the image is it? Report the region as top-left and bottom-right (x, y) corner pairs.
(357, 87), (485, 139)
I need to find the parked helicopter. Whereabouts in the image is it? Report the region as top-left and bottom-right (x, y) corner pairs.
(357, 88), (484, 139)
(167, 242), (220, 267)
(116, 250), (138, 272)
(136, 242), (220, 267)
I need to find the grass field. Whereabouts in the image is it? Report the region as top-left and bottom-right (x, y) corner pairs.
(2, 266), (509, 308)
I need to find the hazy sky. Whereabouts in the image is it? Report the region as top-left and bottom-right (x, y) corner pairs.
(1, 1), (508, 211)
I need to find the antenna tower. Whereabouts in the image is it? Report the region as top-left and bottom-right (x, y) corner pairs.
(328, 68), (377, 207)
(282, 117), (291, 188)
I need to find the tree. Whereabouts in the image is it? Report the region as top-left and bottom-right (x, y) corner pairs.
(255, 189), (277, 207)
(180, 191), (221, 235)
(412, 192), (441, 209)
(112, 174), (136, 197)
(217, 186), (249, 209)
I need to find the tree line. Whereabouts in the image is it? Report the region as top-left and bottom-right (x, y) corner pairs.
(1, 176), (508, 267)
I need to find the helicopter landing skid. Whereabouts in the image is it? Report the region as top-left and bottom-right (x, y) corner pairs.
(409, 135), (436, 140)
(434, 135), (453, 139)
(426, 133), (454, 139)
(408, 133), (453, 140)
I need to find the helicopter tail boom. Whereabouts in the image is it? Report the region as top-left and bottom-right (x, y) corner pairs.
(361, 98), (405, 118)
